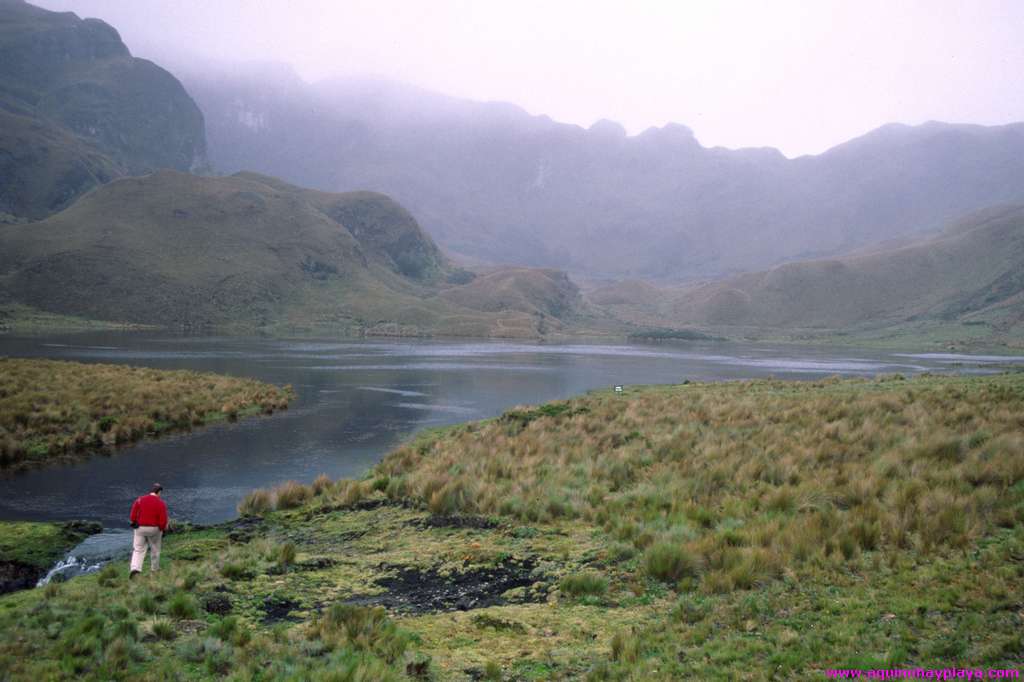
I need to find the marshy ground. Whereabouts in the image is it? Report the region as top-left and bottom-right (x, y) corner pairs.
(0, 373), (1022, 679)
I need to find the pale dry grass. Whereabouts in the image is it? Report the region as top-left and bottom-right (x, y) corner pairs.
(368, 374), (1024, 591)
(0, 358), (293, 466)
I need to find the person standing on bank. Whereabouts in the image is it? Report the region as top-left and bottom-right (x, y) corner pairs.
(129, 483), (168, 578)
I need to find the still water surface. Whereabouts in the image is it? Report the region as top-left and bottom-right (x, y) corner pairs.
(0, 332), (1019, 527)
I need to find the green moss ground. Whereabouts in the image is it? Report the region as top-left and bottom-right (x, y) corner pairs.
(0, 520), (100, 572)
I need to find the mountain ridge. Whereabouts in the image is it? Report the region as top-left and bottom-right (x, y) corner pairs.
(178, 61), (1024, 279)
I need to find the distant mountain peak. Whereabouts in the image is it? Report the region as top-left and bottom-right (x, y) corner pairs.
(588, 119), (627, 138)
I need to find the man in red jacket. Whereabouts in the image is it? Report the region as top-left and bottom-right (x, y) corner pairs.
(129, 483), (168, 578)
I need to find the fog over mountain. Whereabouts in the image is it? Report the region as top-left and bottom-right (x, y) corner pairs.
(30, 0), (1024, 157)
(2, 0), (1023, 346)
(178, 62), (1024, 279)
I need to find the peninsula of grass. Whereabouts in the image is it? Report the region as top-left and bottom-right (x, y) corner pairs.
(0, 358), (294, 468)
(0, 373), (1022, 679)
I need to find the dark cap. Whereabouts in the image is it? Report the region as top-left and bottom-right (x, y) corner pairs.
(151, 483), (163, 494)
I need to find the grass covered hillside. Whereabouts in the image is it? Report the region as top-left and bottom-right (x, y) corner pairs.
(593, 205), (1024, 349)
(0, 0), (207, 221)
(676, 204), (1024, 332)
(1, 373), (1021, 679)
(0, 170), (604, 337)
(0, 357), (293, 468)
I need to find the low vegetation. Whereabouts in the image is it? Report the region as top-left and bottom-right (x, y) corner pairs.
(1, 373), (1022, 679)
(0, 520), (102, 593)
(0, 358), (294, 468)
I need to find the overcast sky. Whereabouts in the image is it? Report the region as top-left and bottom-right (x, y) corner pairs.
(36, 0), (1024, 157)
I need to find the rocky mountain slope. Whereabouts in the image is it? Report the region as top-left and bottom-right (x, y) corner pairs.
(180, 64), (1024, 279)
(0, 0), (207, 221)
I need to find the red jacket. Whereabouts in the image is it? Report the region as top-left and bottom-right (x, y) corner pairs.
(130, 494), (168, 532)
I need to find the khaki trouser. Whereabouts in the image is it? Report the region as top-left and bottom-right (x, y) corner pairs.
(130, 526), (162, 572)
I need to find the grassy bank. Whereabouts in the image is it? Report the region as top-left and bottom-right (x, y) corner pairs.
(0, 303), (156, 334)
(0, 358), (294, 468)
(0, 520), (102, 593)
(1, 373), (1022, 679)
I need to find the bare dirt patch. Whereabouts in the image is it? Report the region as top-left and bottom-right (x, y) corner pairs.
(346, 557), (547, 614)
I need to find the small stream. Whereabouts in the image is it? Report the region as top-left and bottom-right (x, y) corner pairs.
(36, 529), (134, 586)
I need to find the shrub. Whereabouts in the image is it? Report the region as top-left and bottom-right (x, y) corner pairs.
(237, 489), (273, 516)
(427, 479), (474, 515)
(610, 630), (640, 663)
(559, 571), (609, 598)
(310, 604), (411, 664)
(312, 473), (333, 495)
(336, 480), (366, 507)
(483, 660), (503, 680)
(168, 592), (200, 620)
(208, 616), (239, 641)
(220, 562), (249, 580)
(112, 619), (138, 641)
(671, 597), (710, 624)
(138, 593), (159, 615)
(151, 619), (176, 641)
(278, 542), (297, 568)
(644, 542), (700, 583)
(915, 437), (964, 462)
(273, 481), (312, 510)
(103, 636), (135, 669)
(385, 476), (408, 501)
(97, 562), (119, 587)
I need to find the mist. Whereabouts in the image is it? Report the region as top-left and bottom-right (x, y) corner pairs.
(33, 0), (1024, 157)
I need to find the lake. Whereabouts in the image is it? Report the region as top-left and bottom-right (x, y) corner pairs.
(0, 332), (1019, 527)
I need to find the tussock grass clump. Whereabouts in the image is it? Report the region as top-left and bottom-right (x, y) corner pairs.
(167, 593), (200, 620)
(272, 481), (313, 510)
(238, 480), (317, 514)
(644, 542), (700, 584)
(150, 619), (176, 641)
(308, 604), (412, 665)
(311, 473), (333, 495)
(219, 559), (251, 580)
(277, 542), (297, 568)
(559, 571), (609, 598)
(237, 489), (273, 516)
(0, 358), (294, 468)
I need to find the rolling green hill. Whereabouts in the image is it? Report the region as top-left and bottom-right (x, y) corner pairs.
(0, 170), (598, 336)
(594, 205), (1024, 347)
(0, 0), (207, 221)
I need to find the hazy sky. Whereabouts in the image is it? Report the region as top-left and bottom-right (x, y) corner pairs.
(36, 0), (1024, 157)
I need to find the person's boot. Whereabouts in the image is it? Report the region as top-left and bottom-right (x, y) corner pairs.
(129, 570), (141, 580)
